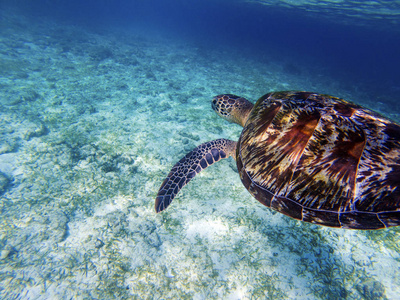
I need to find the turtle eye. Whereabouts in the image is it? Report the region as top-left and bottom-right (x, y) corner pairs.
(212, 97), (223, 112)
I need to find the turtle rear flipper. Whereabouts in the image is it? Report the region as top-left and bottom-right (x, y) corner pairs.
(155, 138), (237, 212)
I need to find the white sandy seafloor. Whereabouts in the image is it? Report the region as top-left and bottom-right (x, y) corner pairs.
(1, 9), (400, 300)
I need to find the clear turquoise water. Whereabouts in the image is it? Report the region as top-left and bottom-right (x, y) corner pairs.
(0, 1), (399, 299)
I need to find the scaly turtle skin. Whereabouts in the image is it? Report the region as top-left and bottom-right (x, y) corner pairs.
(156, 91), (400, 229)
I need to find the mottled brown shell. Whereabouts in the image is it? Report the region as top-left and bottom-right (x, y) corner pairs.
(237, 91), (400, 229)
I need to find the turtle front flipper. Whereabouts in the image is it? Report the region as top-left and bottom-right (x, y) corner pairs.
(155, 138), (237, 212)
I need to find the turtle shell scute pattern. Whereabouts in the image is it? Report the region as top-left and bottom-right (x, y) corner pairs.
(238, 91), (400, 229)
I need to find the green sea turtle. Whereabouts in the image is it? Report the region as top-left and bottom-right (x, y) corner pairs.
(155, 91), (400, 229)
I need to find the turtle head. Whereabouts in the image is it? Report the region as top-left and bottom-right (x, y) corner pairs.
(212, 94), (254, 127)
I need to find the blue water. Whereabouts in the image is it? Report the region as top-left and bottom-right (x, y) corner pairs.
(1, 0), (400, 299)
(10, 0), (400, 104)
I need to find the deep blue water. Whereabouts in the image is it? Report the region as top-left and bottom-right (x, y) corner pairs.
(4, 0), (400, 104)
